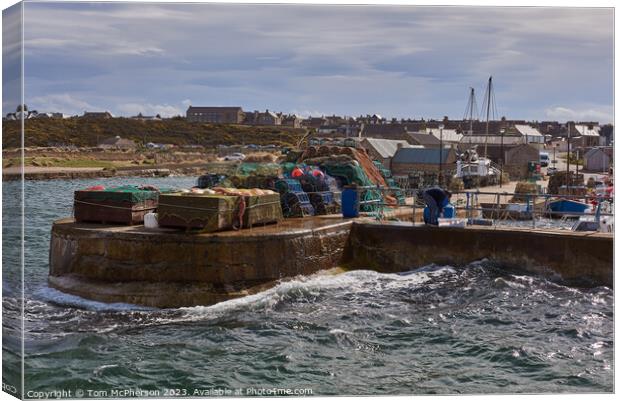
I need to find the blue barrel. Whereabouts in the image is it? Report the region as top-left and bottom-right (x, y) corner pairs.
(423, 206), (431, 223)
(341, 188), (359, 218)
(443, 203), (455, 218)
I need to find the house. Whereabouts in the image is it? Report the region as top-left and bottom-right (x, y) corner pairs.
(390, 147), (458, 176)
(573, 123), (604, 146)
(282, 114), (303, 128)
(583, 147), (613, 172)
(98, 136), (136, 150)
(35, 112), (65, 119)
(186, 106), (244, 123)
(317, 125), (341, 135)
(406, 132), (441, 147)
(459, 134), (524, 162)
(360, 124), (409, 141)
(131, 113), (162, 121)
(425, 127), (463, 145)
(244, 109), (282, 125)
(256, 110), (282, 125)
(360, 138), (420, 168)
(302, 117), (327, 129)
(514, 124), (545, 147)
(504, 144), (540, 179)
(82, 111), (113, 119)
(548, 137), (569, 152)
(4, 104), (41, 120)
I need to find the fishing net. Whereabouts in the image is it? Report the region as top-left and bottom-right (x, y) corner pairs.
(75, 185), (165, 203)
(233, 162), (281, 177)
(196, 174), (227, 189)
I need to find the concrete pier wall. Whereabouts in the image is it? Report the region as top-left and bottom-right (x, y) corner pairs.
(344, 222), (613, 288)
(49, 213), (613, 308)
(49, 217), (352, 307)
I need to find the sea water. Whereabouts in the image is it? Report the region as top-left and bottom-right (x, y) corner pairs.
(1, 177), (613, 395)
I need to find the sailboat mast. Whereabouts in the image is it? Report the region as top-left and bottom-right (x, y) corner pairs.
(463, 87), (477, 146)
(469, 88), (474, 144)
(484, 76), (492, 158)
(566, 122), (571, 194)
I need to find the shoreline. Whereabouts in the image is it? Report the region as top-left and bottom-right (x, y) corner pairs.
(2, 163), (210, 181)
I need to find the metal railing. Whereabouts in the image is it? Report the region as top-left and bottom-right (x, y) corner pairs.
(441, 190), (613, 229)
(343, 185), (613, 229)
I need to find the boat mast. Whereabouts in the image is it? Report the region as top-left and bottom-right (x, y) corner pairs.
(566, 122), (571, 194)
(482, 76), (493, 159)
(463, 87), (478, 146)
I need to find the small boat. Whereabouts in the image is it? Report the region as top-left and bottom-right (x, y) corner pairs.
(571, 215), (614, 232)
(480, 202), (533, 220)
(546, 199), (591, 218)
(571, 215), (599, 231)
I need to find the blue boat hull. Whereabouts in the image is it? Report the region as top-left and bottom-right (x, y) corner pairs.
(546, 199), (590, 217)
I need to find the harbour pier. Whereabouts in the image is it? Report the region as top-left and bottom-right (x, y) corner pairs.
(49, 212), (613, 308)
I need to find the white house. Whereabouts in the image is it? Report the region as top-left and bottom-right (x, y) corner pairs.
(514, 124), (545, 147)
(574, 124), (605, 146)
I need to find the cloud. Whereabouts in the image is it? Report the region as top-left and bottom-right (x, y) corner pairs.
(28, 93), (96, 115)
(544, 106), (614, 124)
(18, 3), (613, 121)
(118, 102), (184, 118)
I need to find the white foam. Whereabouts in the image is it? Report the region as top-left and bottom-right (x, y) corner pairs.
(34, 286), (156, 312)
(178, 268), (448, 323)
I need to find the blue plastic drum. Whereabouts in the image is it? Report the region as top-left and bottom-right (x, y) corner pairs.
(341, 188), (359, 218)
(443, 204), (455, 218)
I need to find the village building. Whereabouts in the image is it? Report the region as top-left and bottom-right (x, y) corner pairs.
(460, 134), (527, 162)
(131, 113), (162, 121)
(425, 127), (463, 145)
(282, 114), (303, 128)
(548, 137), (569, 152)
(514, 124), (545, 147)
(360, 123), (410, 141)
(390, 147), (458, 175)
(583, 147), (613, 172)
(503, 143), (540, 179)
(315, 125), (340, 135)
(244, 109), (282, 126)
(82, 111), (113, 119)
(302, 117), (327, 129)
(573, 123), (604, 147)
(98, 136), (136, 150)
(256, 110), (282, 125)
(360, 138), (419, 168)
(186, 106), (245, 123)
(406, 132), (442, 147)
(31, 112), (64, 119)
(356, 114), (386, 125)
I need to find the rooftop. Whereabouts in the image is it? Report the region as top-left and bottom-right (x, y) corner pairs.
(362, 138), (416, 158)
(392, 147), (455, 164)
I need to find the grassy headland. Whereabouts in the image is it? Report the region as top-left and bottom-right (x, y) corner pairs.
(2, 118), (308, 149)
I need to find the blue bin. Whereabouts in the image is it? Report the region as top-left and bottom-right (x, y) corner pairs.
(443, 204), (455, 218)
(342, 188), (359, 218)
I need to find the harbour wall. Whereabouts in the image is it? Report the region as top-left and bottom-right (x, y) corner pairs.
(49, 217), (352, 308)
(343, 222), (613, 288)
(49, 216), (613, 308)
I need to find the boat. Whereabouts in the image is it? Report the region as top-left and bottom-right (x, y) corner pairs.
(571, 215), (614, 232)
(480, 202), (533, 220)
(546, 198), (591, 218)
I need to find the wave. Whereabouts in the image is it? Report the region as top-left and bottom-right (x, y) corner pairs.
(32, 286), (156, 312)
(175, 265), (460, 322)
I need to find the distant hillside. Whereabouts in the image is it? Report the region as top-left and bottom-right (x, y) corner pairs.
(2, 118), (308, 149)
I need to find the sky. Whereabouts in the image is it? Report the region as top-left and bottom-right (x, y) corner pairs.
(3, 1), (615, 123)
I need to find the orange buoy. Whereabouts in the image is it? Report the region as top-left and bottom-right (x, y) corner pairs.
(291, 167), (304, 178)
(311, 169), (324, 179)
